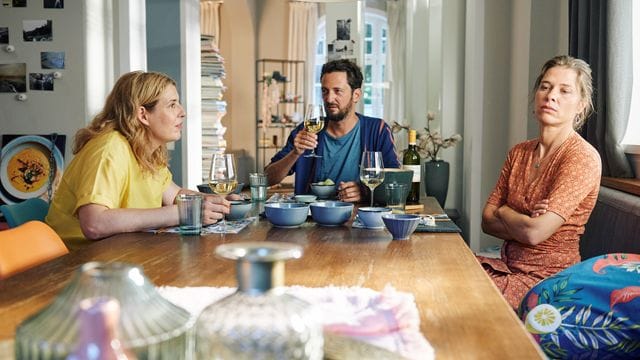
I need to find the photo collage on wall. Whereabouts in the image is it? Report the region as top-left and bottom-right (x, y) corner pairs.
(327, 18), (356, 62)
(0, 0), (65, 93)
(2, 0), (63, 8)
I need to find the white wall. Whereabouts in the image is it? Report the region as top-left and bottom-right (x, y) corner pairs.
(219, 0), (256, 179)
(0, 2), (87, 161)
(0, 1), (147, 163)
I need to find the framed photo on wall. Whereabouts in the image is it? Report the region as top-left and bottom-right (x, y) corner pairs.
(0, 134), (66, 204)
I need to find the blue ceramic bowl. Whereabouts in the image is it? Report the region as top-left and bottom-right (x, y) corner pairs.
(294, 194), (318, 204)
(310, 183), (337, 199)
(357, 207), (392, 229)
(264, 203), (309, 228)
(310, 201), (353, 226)
(381, 213), (421, 240)
(227, 200), (252, 221)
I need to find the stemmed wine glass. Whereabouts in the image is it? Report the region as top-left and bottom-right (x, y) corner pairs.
(360, 151), (385, 207)
(208, 153), (237, 232)
(303, 104), (326, 158)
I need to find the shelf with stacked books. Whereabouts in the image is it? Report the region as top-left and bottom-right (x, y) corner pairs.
(201, 35), (227, 182)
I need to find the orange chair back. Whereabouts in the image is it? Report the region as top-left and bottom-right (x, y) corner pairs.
(0, 220), (69, 280)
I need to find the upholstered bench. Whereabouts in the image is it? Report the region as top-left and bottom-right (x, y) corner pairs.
(580, 186), (640, 259)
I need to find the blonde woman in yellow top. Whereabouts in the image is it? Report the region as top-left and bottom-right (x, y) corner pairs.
(47, 71), (233, 250)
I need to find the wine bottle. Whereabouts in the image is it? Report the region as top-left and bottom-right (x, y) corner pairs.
(403, 129), (421, 204)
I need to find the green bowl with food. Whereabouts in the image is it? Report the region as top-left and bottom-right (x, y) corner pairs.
(310, 179), (337, 199)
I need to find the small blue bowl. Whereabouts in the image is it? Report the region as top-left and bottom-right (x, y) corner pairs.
(310, 183), (337, 199)
(381, 214), (420, 240)
(357, 207), (392, 229)
(227, 200), (252, 221)
(294, 194), (318, 204)
(264, 203), (309, 228)
(310, 201), (353, 226)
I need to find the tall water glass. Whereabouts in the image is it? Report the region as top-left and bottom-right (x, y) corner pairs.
(360, 151), (385, 207)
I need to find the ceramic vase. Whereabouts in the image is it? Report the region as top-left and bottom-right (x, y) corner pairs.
(423, 160), (449, 208)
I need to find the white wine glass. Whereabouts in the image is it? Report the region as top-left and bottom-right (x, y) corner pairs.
(208, 153), (238, 232)
(303, 104), (326, 158)
(360, 151), (385, 207)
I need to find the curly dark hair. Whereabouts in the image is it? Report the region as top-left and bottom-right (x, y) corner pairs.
(321, 59), (363, 90)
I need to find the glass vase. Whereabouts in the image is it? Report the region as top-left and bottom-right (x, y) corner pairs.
(195, 242), (323, 360)
(14, 262), (195, 360)
(66, 297), (135, 360)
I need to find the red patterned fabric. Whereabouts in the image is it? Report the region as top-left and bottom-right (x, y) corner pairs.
(477, 132), (601, 309)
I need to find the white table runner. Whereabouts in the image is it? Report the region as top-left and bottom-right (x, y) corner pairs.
(158, 284), (434, 360)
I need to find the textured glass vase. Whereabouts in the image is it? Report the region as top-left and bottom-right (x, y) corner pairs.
(14, 262), (195, 360)
(195, 242), (323, 360)
(66, 297), (135, 360)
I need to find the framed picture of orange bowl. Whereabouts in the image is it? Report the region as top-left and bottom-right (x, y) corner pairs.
(0, 134), (65, 204)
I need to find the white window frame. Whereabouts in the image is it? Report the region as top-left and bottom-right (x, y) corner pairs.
(622, 0), (640, 154)
(363, 10), (387, 118)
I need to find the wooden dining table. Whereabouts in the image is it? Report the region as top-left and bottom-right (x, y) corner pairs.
(0, 198), (544, 359)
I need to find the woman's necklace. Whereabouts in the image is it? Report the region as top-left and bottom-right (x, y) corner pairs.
(533, 144), (553, 170)
(533, 133), (572, 170)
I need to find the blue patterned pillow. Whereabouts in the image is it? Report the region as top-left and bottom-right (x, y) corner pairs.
(518, 253), (640, 359)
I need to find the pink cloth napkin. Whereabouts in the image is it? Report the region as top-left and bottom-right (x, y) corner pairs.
(158, 284), (433, 360)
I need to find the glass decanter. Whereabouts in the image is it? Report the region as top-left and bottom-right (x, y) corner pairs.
(195, 242), (323, 360)
(15, 262), (195, 360)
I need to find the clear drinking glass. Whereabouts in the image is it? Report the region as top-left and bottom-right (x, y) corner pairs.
(14, 262), (194, 360)
(195, 242), (324, 359)
(360, 151), (385, 207)
(303, 104), (326, 158)
(208, 153), (238, 232)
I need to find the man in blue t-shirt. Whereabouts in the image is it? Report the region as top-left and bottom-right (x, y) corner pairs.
(265, 59), (400, 203)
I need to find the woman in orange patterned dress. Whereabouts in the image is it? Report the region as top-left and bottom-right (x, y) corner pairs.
(478, 55), (602, 310)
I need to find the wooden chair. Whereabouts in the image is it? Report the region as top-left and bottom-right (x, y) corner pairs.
(0, 198), (50, 228)
(0, 220), (68, 279)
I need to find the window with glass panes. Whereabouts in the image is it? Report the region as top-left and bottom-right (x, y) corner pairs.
(313, 9), (388, 118)
(363, 11), (387, 118)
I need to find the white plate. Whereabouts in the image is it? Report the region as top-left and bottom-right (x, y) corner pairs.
(0, 135), (64, 203)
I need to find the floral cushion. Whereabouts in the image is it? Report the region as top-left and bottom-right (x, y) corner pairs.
(518, 253), (640, 359)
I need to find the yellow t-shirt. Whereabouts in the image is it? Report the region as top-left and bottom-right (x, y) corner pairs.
(46, 131), (172, 250)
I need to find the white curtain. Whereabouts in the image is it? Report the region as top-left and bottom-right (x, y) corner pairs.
(200, 0), (222, 47)
(288, 2), (318, 108)
(385, 1), (408, 122)
(385, 0), (409, 148)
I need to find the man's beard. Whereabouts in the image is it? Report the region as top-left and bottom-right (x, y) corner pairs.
(325, 100), (353, 122)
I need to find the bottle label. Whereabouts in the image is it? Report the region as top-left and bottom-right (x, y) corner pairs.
(408, 130), (417, 145)
(404, 164), (421, 182)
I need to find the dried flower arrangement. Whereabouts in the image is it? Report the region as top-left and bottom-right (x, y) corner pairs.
(391, 112), (462, 161)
